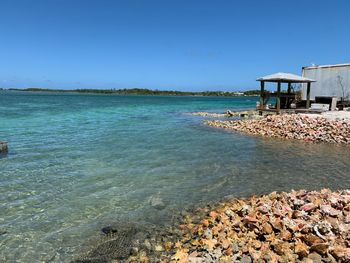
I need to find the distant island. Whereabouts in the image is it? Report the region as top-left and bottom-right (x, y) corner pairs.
(4, 88), (261, 97)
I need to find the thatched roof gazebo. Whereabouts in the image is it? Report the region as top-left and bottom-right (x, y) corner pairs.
(257, 72), (316, 113)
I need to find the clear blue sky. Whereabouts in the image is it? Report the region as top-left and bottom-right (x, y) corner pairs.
(1, 0), (350, 91)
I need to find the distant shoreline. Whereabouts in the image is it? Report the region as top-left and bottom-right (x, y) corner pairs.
(1, 88), (260, 97)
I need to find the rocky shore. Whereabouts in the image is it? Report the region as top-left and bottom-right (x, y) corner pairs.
(188, 110), (258, 118)
(167, 189), (350, 263)
(118, 189), (350, 263)
(205, 114), (350, 144)
(75, 113), (350, 263)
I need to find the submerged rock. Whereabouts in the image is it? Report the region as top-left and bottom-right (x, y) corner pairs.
(0, 229), (8, 236)
(101, 225), (118, 235)
(149, 196), (166, 210)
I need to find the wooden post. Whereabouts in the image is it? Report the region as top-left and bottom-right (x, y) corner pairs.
(276, 82), (281, 113)
(260, 81), (265, 110)
(287, 82), (291, 109)
(287, 82), (291, 94)
(306, 82), (311, 109)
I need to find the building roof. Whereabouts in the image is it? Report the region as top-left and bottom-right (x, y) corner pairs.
(257, 72), (316, 83)
(303, 63), (350, 70)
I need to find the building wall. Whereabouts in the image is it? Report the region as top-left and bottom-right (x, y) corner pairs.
(301, 64), (350, 101)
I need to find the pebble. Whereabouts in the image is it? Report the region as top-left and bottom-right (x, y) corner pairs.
(154, 245), (164, 252)
(240, 254), (252, 263)
(143, 239), (152, 251)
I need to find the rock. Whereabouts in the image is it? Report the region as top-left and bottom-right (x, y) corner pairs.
(186, 256), (204, 263)
(302, 234), (324, 246)
(171, 248), (188, 262)
(143, 239), (152, 251)
(154, 245), (164, 252)
(203, 229), (212, 239)
(226, 110), (235, 117)
(273, 241), (291, 256)
(202, 219), (209, 227)
(320, 205), (341, 217)
(232, 243), (240, 253)
(329, 246), (350, 261)
(164, 241), (172, 251)
(139, 255), (150, 263)
(0, 141), (8, 153)
(0, 229), (8, 236)
(270, 218), (283, 232)
(294, 240), (309, 258)
(130, 247), (139, 256)
(249, 248), (262, 261)
(261, 251), (279, 262)
(300, 259), (313, 263)
(310, 243), (329, 255)
(261, 222), (273, 234)
(221, 239), (231, 249)
(307, 252), (322, 263)
(280, 229), (292, 241)
(101, 225), (118, 235)
(300, 203), (318, 212)
(149, 196), (166, 210)
(240, 254), (252, 263)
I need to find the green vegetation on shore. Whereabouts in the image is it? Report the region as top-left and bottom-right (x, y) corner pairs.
(242, 89), (260, 96)
(6, 88), (259, 97)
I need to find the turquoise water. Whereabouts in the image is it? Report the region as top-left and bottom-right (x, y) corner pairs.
(1, 91), (350, 262)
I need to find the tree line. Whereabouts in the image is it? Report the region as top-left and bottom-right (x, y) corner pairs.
(6, 88), (260, 96)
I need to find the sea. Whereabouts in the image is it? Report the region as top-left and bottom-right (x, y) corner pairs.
(1, 91), (350, 262)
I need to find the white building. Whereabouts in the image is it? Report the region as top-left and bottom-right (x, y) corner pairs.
(301, 63), (350, 101)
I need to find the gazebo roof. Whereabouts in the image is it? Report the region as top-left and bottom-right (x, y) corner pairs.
(257, 72), (315, 83)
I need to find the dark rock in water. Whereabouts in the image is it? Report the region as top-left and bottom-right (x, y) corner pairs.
(0, 141), (8, 153)
(0, 229), (8, 236)
(101, 226), (118, 235)
(226, 110), (235, 117)
(74, 225), (138, 263)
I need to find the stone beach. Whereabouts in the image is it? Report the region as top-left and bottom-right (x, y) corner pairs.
(122, 189), (350, 263)
(169, 189), (350, 263)
(116, 112), (350, 262)
(205, 114), (350, 144)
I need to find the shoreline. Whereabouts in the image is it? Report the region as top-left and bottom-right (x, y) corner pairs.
(205, 113), (350, 145)
(73, 111), (350, 262)
(90, 189), (350, 262)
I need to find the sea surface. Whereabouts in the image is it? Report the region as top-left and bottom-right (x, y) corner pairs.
(1, 91), (350, 262)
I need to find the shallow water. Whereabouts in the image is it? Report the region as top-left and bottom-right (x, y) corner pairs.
(1, 91), (350, 262)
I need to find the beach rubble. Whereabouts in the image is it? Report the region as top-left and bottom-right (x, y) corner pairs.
(122, 189), (350, 262)
(205, 114), (350, 144)
(167, 189), (350, 262)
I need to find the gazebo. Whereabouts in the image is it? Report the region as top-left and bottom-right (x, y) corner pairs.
(257, 72), (316, 113)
